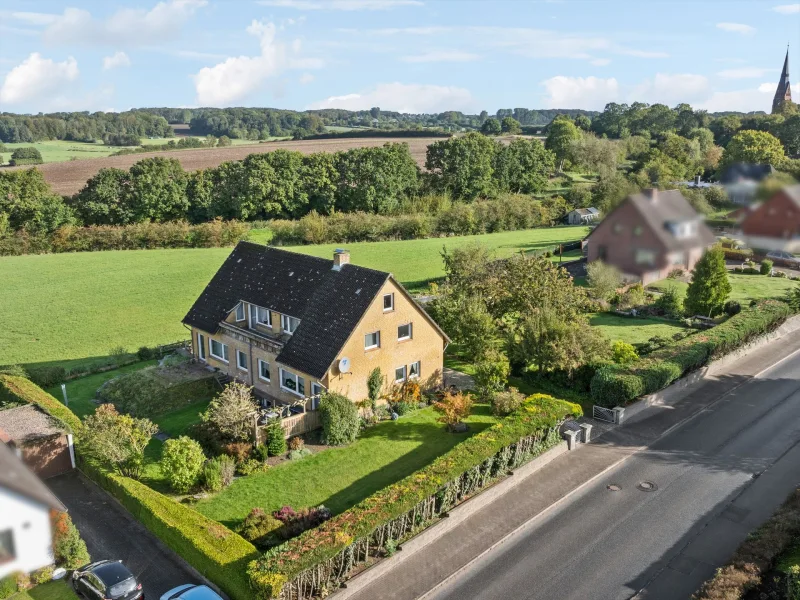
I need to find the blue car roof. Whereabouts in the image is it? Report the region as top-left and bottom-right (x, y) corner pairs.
(163, 585), (222, 600)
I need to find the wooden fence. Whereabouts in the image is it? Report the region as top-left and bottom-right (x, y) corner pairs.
(280, 411), (322, 438)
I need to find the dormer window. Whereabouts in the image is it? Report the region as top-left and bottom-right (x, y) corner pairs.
(235, 303), (245, 322)
(282, 314), (300, 334)
(252, 306), (271, 327)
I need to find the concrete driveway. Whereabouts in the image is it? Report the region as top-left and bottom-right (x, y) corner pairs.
(48, 471), (201, 599)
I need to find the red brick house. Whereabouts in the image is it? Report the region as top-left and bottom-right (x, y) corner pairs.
(740, 185), (800, 252)
(586, 189), (715, 284)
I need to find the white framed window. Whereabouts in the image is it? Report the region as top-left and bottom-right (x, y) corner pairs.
(395, 365), (407, 383)
(236, 350), (248, 371)
(258, 359), (271, 382)
(397, 323), (412, 341)
(635, 248), (657, 266)
(364, 331), (380, 350)
(197, 333), (206, 361)
(311, 383), (323, 410)
(235, 302), (245, 322)
(254, 306), (271, 327)
(383, 293), (394, 312)
(280, 368), (305, 396)
(281, 314), (300, 334)
(409, 361), (420, 379)
(209, 339), (229, 362)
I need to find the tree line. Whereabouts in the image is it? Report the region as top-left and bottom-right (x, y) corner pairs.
(0, 134), (556, 234)
(0, 111), (174, 143)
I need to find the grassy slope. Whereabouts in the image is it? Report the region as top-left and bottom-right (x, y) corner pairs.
(589, 313), (687, 345)
(648, 273), (794, 305)
(11, 582), (78, 600)
(195, 404), (497, 527)
(0, 227), (589, 368)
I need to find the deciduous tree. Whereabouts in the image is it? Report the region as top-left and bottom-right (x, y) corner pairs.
(201, 382), (257, 442)
(82, 404), (158, 479)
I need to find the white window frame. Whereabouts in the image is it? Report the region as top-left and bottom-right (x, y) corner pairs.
(383, 293), (394, 312)
(395, 365), (407, 383)
(281, 314), (300, 334)
(235, 302), (245, 322)
(280, 368), (305, 397)
(209, 339), (229, 363)
(254, 306), (272, 327)
(197, 333), (206, 361)
(364, 331), (381, 350)
(311, 383), (323, 410)
(258, 359), (271, 382)
(409, 361), (421, 379)
(236, 349), (248, 372)
(397, 322), (412, 341)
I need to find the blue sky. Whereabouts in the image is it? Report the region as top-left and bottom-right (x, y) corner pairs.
(0, 0), (798, 115)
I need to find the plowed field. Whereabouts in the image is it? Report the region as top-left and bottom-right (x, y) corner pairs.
(8, 137), (440, 196)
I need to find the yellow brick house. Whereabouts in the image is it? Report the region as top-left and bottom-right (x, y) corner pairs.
(183, 242), (448, 428)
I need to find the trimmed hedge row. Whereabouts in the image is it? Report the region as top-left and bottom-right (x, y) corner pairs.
(81, 460), (258, 600)
(591, 300), (793, 407)
(0, 374), (83, 435)
(248, 394), (582, 599)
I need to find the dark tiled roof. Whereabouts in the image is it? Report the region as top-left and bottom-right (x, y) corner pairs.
(720, 163), (775, 184)
(0, 442), (66, 511)
(627, 190), (716, 252)
(183, 242), (389, 379)
(573, 207), (599, 216)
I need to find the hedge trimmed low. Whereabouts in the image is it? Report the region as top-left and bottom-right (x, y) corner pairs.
(591, 300), (793, 407)
(82, 460), (257, 600)
(0, 374), (83, 435)
(248, 394), (582, 599)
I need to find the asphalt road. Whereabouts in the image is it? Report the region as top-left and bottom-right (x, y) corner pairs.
(428, 347), (800, 600)
(48, 471), (201, 600)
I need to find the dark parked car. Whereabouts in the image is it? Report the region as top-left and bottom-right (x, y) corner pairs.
(159, 585), (223, 600)
(72, 560), (143, 600)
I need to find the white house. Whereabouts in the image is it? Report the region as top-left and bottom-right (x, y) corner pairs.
(0, 442), (65, 578)
(566, 207), (601, 225)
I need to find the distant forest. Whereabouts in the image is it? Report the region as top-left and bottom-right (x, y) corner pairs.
(0, 104), (772, 144)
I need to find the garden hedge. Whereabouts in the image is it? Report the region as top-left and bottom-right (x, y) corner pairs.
(247, 394), (582, 599)
(0, 374), (83, 435)
(591, 300), (793, 407)
(81, 459), (258, 600)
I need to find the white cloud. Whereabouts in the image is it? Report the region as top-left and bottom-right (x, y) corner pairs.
(716, 22), (755, 35)
(174, 50), (228, 60)
(103, 51), (131, 70)
(540, 76), (620, 110)
(300, 73), (315, 84)
(615, 48), (669, 58)
(0, 52), (79, 105)
(258, 0), (422, 9)
(590, 58), (611, 66)
(399, 51), (479, 63)
(717, 67), (774, 79)
(632, 73), (710, 105)
(193, 20), (322, 105)
(773, 4), (800, 14)
(308, 82), (475, 113)
(7, 12), (60, 25)
(43, 0), (207, 46)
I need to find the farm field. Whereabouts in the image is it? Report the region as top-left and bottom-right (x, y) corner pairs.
(5, 136), (444, 196)
(0, 226), (589, 369)
(195, 403), (498, 527)
(0, 137), (265, 166)
(648, 273), (795, 305)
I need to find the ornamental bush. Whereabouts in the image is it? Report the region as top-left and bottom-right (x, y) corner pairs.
(52, 511), (90, 569)
(319, 392), (359, 446)
(591, 301), (792, 407)
(0, 576), (17, 600)
(161, 436), (206, 493)
(266, 421), (287, 457)
(490, 387), (525, 416)
(761, 259), (773, 275)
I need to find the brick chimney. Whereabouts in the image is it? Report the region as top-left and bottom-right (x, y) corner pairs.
(333, 249), (350, 271)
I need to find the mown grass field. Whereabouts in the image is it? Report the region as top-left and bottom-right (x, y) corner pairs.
(648, 273), (795, 305)
(589, 313), (687, 345)
(0, 226), (589, 369)
(195, 403), (498, 527)
(0, 138), (263, 165)
(10, 581), (78, 600)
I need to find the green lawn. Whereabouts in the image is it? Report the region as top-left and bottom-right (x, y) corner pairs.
(11, 581), (78, 600)
(589, 313), (687, 345)
(648, 273), (795, 305)
(45, 360), (158, 419)
(0, 227), (588, 369)
(195, 404), (497, 527)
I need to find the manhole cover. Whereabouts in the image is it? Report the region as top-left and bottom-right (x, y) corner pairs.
(607, 484), (621, 492)
(637, 481), (658, 492)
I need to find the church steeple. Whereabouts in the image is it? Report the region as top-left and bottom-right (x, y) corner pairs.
(772, 45), (792, 114)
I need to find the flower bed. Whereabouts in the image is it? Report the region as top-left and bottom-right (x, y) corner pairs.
(590, 300), (793, 407)
(247, 394), (581, 599)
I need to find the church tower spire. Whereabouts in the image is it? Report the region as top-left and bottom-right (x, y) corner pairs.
(772, 45), (792, 114)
